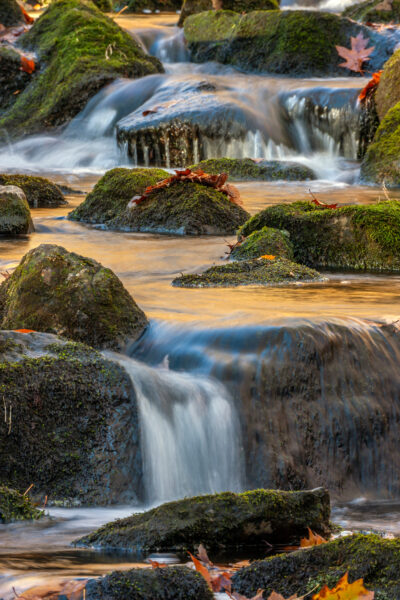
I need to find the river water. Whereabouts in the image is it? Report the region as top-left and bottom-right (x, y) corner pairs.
(1, 7), (400, 599)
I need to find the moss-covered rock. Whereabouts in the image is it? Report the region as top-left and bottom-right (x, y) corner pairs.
(85, 566), (213, 600)
(0, 244), (148, 348)
(93, 0), (112, 10)
(77, 488), (331, 552)
(190, 158), (316, 181)
(240, 200), (400, 272)
(178, 0), (279, 26)
(109, 180), (250, 235)
(0, 0), (163, 138)
(69, 167), (169, 224)
(0, 174), (66, 208)
(0, 486), (43, 522)
(0, 46), (32, 112)
(0, 0), (23, 27)
(0, 330), (141, 504)
(0, 185), (34, 234)
(184, 10), (392, 76)
(232, 227), (294, 261)
(343, 0), (400, 23)
(173, 256), (323, 287)
(232, 534), (400, 600)
(375, 48), (400, 120)
(126, 0), (182, 12)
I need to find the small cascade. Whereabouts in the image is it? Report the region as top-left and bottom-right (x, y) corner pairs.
(133, 26), (189, 63)
(131, 318), (400, 500)
(106, 353), (243, 504)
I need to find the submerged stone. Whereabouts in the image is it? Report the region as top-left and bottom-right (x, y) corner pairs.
(108, 180), (250, 235)
(85, 567), (213, 600)
(178, 0), (279, 26)
(343, 0), (400, 23)
(77, 488), (331, 552)
(191, 158), (316, 181)
(0, 185), (34, 235)
(0, 486), (43, 523)
(69, 167), (169, 224)
(0, 0), (163, 138)
(173, 256), (323, 287)
(232, 534), (400, 599)
(0, 0), (23, 27)
(184, 10), (393, 76)
(240, 200), (400, 272)
(0, 244), (148, 348)
(0, 330), (141, 505)
(232, 227), (294, 261)
(0, 174), (66, 208)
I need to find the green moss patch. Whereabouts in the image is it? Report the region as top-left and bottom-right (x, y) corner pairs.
(343, 0), (400, 23)
(0, 244), (148, 348)
(85, 567), (213, 600)
(240, 200), (400, 271)
(232, 534), (400, 600)
(0, 174), (66, 208)
(126, 0), (182, 12)
(77, 488), (330, 553)
(190, 158), (315, 181)
(0, 185), (34, 234)
(184, 10), (382, 76)
(178, 0), (279, 26)
(232, 227), (294, 260)
(0, 486), (43, 523)
(69, 167), (169, 224)
(0, 0), (163, 137)
(173, 256), (323, 287)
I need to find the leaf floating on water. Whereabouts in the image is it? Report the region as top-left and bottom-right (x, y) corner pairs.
(313, 573), (374, 599)
(336, 33), (374, 74)
(300, 527), (328, 548)
(358, 70), (382, 104)
(20, 56), (35, 74)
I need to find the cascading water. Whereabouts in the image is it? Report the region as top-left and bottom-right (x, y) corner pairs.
(106, 353), (243, 504)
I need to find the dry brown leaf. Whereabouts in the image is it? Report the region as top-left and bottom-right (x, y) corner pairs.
(336, 33), (374, 73)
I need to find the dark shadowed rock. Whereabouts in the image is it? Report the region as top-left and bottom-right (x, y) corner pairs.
(0, 244), (148, 348)
(0, 486), (43, 522)
(0, 0), (23, 27)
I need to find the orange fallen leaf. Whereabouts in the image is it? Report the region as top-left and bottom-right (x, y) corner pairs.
(20, 56), (35, 74)
(300, 527), (328, 548)
(148, 559), (167, 568)
(259, 255), (276, 261)
(313, 573), (374, 600)
(33, 4), (41, 9)
(20, 6), (34, 24)
(14, 329), (36, 333)
(188, 551), (212, 589)
(358, 70), (382, 104)
(336, 33), (374, 74)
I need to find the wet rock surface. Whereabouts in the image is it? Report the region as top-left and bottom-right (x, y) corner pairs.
(0, 485), (43, 523)
(0, 46), (32, 112)
(0, 330), (142, 505)
(232, 534), (400, 599)
(77, 488), (331, 552)
(0, 185), (34, 235)
(184, 10), (394, 76)
(173, 256), (323, 287)
(343, 0), (400, 23)
(0, 244), (148, 349)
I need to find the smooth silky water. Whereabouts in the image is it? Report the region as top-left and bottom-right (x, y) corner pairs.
(1, 9), (400, 599)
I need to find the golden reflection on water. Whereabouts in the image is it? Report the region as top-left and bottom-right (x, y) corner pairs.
(1, 179), (400, 325)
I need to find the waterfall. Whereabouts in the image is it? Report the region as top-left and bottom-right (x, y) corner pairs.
(105, 353), (243, 504)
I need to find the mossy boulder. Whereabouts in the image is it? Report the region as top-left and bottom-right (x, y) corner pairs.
(232, 534), (400, 599)
(77, 488), (331, 553)
(0, 486), (43, 522)
(173, 256), (323, 287)
(240, 200), (400, 272)
(0, 174), (66, 208)
(0, 330), (141, 504)
(0, 0), (163, 138)
(190, 158), (316, 181)
(0, 46), (32, 112)
(343, 0), (400, 23)
(0, 244), (148, 348)
(126, 0), (182, 11)
(375, 48), (400, 120)
(178, 0), (279, 26)
(0, 185), (34, 234)
(69, 167), (169, 224)
(108, 181), (250, 235)
(0, 0), (23, 27)
(232, 227), (294, 261)
(184, 10), (392, 76)
(93, 0), (112, 10)
(85, 567), (213, 600)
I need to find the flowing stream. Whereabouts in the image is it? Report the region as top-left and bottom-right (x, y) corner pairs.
(1, 9), (400, 600)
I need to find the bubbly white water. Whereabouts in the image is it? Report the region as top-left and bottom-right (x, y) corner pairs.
(106, 353), (243, 504)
